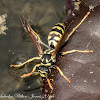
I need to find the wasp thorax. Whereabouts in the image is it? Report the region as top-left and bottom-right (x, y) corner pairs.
(41, 50), (56, 65)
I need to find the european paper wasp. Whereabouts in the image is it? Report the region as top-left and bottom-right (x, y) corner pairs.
(10, 11), (93, 90)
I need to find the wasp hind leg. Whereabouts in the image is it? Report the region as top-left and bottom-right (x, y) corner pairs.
(61, 11), (90, 47)
(10, 57), (40, 68)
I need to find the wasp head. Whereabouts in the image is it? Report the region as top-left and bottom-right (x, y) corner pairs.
(37, 65), (51, 78)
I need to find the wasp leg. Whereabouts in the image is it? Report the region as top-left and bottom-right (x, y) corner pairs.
(10, 57), (40, 68)
(21, 64), (41, 78)
(60, 49), (93, 55)
(47, 78), (53, 90)
(56, 66), (70, 83)
(62, 11), (90, 46)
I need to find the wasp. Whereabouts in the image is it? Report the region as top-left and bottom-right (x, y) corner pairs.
(10, 11), (93, 90)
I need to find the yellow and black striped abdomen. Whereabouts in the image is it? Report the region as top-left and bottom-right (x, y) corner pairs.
(48, 23), (65, 48)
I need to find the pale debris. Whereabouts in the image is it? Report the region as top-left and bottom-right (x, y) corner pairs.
(90, 71), (93, 74)
(68, 9), (72, 16)
(84, 80), (87, 82)
(48, 95), (55, 100)
(93, 80), (96, 83)
(0, 14), (8, 35)
(89, 5), (95, 11)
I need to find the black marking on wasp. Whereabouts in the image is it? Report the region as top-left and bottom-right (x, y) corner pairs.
(10, 11), (93, 90)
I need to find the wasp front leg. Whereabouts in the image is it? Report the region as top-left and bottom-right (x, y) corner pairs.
(59, 49), (93, 56)
(10, 57), (40, 68)
(21, 64), (41, 78)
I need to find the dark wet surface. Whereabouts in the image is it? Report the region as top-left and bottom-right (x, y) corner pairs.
(42, 1), (100, 100)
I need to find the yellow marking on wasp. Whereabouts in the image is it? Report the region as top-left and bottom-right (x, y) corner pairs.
(48, 40), (58, 47)
(39, 70), (47, 77)
(39, 70), (47, 74)
(40, 74), (46, 77)
(55, 23), (65, 30)
(46, 58), (49, 63)
(41, 63), (51, 66)
(48, 35), (52, 40)
(52, 26), (65, 34)
(52, 59), (55, 63)
(48, 31), (62, 37)
(53, 36), (60, 41)
(44, 50), (49, 53)
(48, 59), (51, 62)
(44, 49), (54, 54)
(50, 49), (54, 53)
(49, 68), (51, 73)
(44, 49), (50, 54)
(41, 58), (44, 62)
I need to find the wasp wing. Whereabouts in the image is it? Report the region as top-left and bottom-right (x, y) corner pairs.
(20, 17), (43, 56)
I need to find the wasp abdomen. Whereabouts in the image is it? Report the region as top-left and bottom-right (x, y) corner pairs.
(48, 23), (65, 48)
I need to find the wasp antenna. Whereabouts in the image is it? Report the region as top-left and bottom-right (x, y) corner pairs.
(47, 78), (53, 90)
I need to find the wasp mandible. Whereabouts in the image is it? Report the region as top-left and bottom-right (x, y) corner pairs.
(11, 11), (93, 90)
